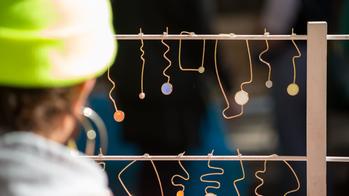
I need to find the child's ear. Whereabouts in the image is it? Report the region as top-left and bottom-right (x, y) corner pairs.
(72, 79), (96, 117)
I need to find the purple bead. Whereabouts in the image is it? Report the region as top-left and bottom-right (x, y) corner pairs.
(161, 82), (173, 95)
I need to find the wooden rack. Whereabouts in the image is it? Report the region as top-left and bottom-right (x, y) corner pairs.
(84, 22), (349, 196)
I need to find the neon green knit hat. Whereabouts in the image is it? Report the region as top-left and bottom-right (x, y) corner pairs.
(0, 0), (117, 88)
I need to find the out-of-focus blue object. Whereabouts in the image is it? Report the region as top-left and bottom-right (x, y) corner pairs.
(185, 104), (249, 196)
(78, 93), (248, 195)
(77, 92), (140, 193)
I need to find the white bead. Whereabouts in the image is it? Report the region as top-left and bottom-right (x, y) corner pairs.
(198, 66), (205, 74)
(139, 92), (145, 99)
(87, 130), (96, 140)
(265, 80), (273, 88)
(234, 90), (249, 105)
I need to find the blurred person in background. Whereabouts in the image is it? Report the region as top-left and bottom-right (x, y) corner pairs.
(0, 0), (116, 195)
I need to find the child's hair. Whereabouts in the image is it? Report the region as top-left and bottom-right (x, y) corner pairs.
(0, 86), (77, 133)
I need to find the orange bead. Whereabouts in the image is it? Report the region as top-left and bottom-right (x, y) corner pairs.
(113, 110), (125, 122)
(176, 190), (184, 196)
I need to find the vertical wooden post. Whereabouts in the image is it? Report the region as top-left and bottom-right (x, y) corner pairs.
(307, 22), (327, 196)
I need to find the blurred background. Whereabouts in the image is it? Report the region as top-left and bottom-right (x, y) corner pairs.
(77, 0), (349, 195)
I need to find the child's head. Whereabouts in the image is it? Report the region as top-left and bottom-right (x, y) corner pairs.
(0, 0), (116, 142)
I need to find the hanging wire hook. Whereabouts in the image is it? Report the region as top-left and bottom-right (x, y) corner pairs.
(139, 28), (146, 99)
(240, 39), (254, 90)
(213, 39), (244, 120)
(171, 152), (190, 196)
(118, 159), (137, 196)
(161, 28), (171, 83)
(178, 31), (206, 73)
(161, 27), (173, 95)
(200, 150), (224, 196)
(233, 149), (246, 196)
(283, 161), (300, 196)
(287, 28), (302, 96)
(254, 160), (266, 196)
(254, 154), (301, 196)
(145, 153), (165, 196)
(234, 39), (254, 106)
(254, 156), (270, 196)
(97, 148), (106, 171)
(107, 67), (125, 122)
(259, 28), (273, 88)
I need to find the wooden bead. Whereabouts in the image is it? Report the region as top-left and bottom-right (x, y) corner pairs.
(176, 190), (184, 196)
(113, 110), (125, 122)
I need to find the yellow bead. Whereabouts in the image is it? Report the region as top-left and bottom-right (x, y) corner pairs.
(287, 83), (299, 96)
(198, 67), (205, 74)
(113, 110), (125, 122)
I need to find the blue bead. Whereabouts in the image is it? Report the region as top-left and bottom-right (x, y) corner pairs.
(161, 82), (173, 95)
